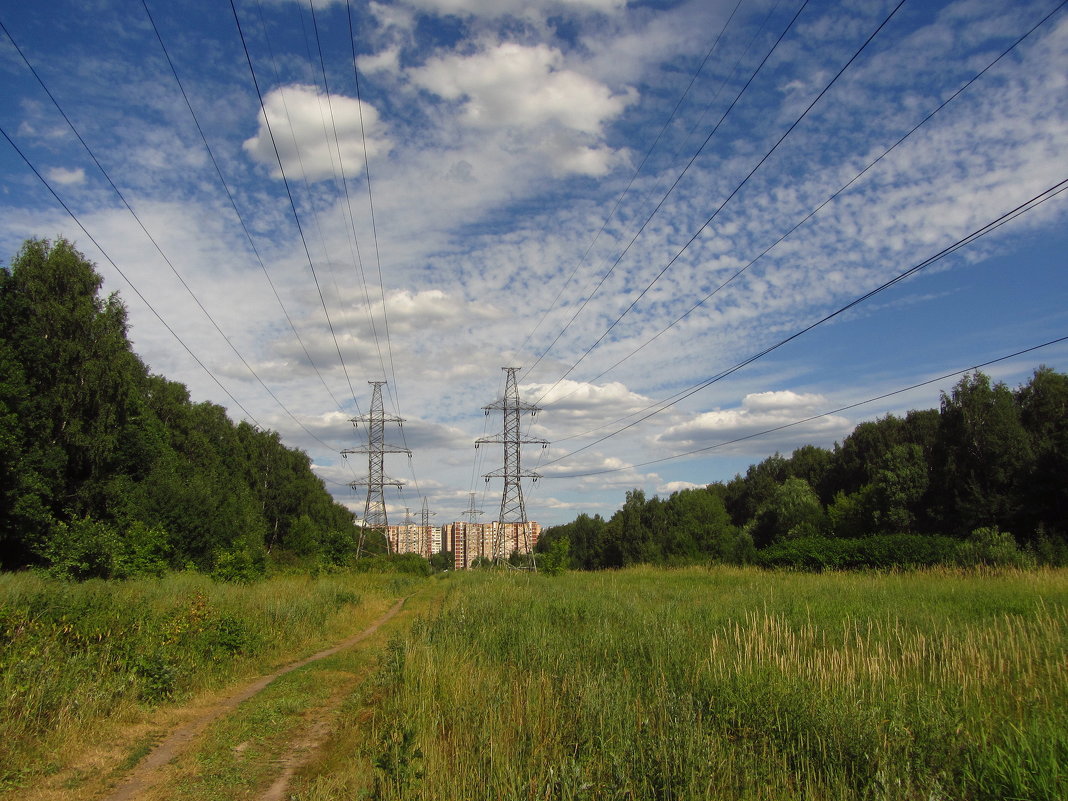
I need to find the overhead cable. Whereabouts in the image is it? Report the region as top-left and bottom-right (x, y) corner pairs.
(230, 0), (364, 414)
(542, 176), (1068, 466)
(533, 0), (909, 404)
(140, 0), (353, 421)
(522, 0), (813, 384)
(0, 124), (263, 428)
(1, 15), (340, 450)
(543, 0), (1068, 415)
(546, 334), (1068, 478)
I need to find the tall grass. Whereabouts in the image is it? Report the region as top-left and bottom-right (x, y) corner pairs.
(308, 567), (1067, 801)
(0, 570), (420, 786)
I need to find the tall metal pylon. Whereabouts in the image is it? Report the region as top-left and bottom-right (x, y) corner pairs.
(458, 491), (484, 567)
(475, 367), (548, 567)
(420, 496), (437, 559)
(342, 381), (410, 557)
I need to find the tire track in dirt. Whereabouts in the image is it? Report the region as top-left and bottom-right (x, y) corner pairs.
(103, 596), (407, 801)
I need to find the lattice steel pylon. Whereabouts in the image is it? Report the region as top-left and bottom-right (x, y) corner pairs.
(420, 497), (437, 559)
(475, 367), (548, 568)
(342, 381), (410, 557)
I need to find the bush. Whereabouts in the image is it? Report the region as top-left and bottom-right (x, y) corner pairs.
(758, 534), (962, 570)
(353, 553), (432, 577)
(956, 527), (1034, 569)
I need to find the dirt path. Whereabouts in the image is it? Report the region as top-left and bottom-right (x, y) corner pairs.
(102, 596), (408, 801)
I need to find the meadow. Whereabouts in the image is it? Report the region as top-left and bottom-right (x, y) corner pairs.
(0, 570), (420, 789)
(297, 566), (1068, 801)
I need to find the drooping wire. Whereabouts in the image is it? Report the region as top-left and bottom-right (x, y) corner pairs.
(140, 0), (353, 424)
(542, 0), (1068, 417)
(547, 334), (1068, 478)
(230, 0), (364, 415)
(541, 176), (1068, 467)
(513, 0), (747, 366)
(345, 0), (401, 414)
(0, 124), (262, 427)
(521, 0), (813, 384)
(306, 0), (392, 388)
(533, 0), (909, 405)
(0, 14), (344, 450)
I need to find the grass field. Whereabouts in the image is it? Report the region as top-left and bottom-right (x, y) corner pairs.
(295, 566), (1068, 801)
(0, 570), (422, 790)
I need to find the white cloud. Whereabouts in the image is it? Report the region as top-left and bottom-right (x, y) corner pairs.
(409, 42), (635, 175)
(657, 480), (702, 494)
(243, 84), (390, 182)
(402, 0), (625, 18)
(45, 166), (85, 185)
(656, 391), (852, 448)
(413, 43), (631, 134)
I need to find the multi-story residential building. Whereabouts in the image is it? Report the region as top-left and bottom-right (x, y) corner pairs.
(440, 521), (541, 569)
(385, 524), (442, 558)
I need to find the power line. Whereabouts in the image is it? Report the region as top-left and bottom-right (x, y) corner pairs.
(513, 0), (747, 366)
(230, 0), (364, 415)
(541, 0), (1068, 417)
(1, 14), (340, 450)
(139, 0), (353, 422)
(532, 0), (909, 404)
(345, 0), (401, 413)
(522, 0), (812, 383)
(306, 0), (392, 389)
(0, 123), (262, 428)
(546, 334), (1068, 478)
(542, 176), (1068, 467)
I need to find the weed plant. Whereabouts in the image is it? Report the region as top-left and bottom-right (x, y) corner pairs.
(317, 567), (1067, 801)
(0, 570), (421, 786)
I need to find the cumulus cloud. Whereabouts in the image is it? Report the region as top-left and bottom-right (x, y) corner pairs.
(410, 42), (635, 175)
(243, 84), (390, 182)
(402, 0), (625, 18)
(657, 480), (703, 494)
(45, 167), (85, 185)
(656, 391), (852, 448)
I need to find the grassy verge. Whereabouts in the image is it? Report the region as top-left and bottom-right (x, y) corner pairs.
(155, 577), (447, 801)
(0, 570), (424, 791)
(294, 567), (1068, 801)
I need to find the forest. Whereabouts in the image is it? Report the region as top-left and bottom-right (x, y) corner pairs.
(0, 238), (361, 579)
(537, 365), (1068, 570)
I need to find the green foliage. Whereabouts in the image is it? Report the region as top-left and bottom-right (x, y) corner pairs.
(428, 551), (454, 572)
(957, 527), (1035, 569)
(0, 238), (358, 575)
(750, 476), (827, 547)
(548, 366), (1067, 571)
(539, 536), (571, 576)
(354, 553), (433, 577)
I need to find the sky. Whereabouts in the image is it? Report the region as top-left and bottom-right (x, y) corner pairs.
(1, 0), (1066, 527)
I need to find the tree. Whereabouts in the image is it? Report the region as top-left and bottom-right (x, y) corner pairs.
(666, 487), (736, 561)
(0, 238), (141, 563)
(1016, 366), (1068, 543)
(750, 477), (826, 548)
(934, 372), (1032, 536)
(868, 443), (928, 534)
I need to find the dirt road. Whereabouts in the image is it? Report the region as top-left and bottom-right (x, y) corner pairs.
(102, 595), (408, 801)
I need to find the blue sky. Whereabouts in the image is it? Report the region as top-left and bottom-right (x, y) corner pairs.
(2, 0), (1066, 527)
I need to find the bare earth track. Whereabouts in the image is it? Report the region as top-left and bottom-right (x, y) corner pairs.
(102, 596), (408, 801)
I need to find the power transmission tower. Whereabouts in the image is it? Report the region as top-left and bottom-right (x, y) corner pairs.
(456, 491), (483, 568)
(462, 492), (483, 525)
(420, 496), (437, 559)
(342, 381), (410, 557)
(476, 367), (548, 568)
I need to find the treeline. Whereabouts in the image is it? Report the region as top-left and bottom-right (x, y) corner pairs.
(1, 238), (361, 579)
(538, 365), (1068, 570)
